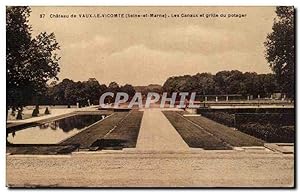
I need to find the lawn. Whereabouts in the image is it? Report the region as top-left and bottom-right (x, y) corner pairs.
(163, 111), (232, 150)
(183, 113), (265, 147)
(61, 112), (129, 149)
(61, 110), (144, 150)
(91, 110), (144, 150)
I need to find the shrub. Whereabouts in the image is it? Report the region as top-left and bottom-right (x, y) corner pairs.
(16, 110), (22, 120)
(35, 105), (40, 114)
(44, 107), (50, 115)
(32, 108), (39, 117)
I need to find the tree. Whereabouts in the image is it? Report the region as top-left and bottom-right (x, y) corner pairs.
(163, 75), (193, 95)
(193, 73), (216, 95)
(120, 84), (136, 97)
(6, 6), (60, 117)
(241, 72), (260, 97)
(214, 70), (244, 95)
(47, 78), (74, 105)
(214, 71), (231, 94)
(259, 74), (278, 97)
(64, 80), (79, 106)
(83, 78), (103, 105)
(162, 70), (279, 99)
(46, 78), (108, 106)
(107, 82), (120, 94)
(264, 6), (295, 99)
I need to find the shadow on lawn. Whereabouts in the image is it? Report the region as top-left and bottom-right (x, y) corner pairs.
(90, 139), (128, 150)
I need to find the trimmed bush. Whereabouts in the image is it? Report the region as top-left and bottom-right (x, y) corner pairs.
(32, 108), (39, 117)
(16, 110), (22, 120)
(44, 107), (50, 115)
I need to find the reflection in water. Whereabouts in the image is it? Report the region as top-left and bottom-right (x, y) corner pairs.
(7, 114), (106, 144)
(40, 115), (105, 132)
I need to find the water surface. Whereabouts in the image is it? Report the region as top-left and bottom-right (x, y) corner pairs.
(7, 114), (106, 144)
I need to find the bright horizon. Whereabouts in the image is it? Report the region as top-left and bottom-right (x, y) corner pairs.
(29, 6), (275, 85)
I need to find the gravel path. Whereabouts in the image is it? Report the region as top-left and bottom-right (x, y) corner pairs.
(6, 152), (294, 187)
(136, 109), (189, 151)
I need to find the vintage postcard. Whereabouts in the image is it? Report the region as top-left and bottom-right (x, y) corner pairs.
(6, 6), (295, 187)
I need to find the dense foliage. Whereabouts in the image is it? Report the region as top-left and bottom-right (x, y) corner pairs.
(7, 6), (60, 111)
(163, 71), (278, 98)
(264, 6), (295, 99)
(43, 78), (135, 107)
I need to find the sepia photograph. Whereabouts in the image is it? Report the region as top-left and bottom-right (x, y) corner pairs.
(6, 6), (295, 188)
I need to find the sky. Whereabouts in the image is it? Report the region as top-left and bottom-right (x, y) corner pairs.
(29, 6), (276, 86)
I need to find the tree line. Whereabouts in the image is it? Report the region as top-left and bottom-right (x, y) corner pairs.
(39, 70), (279, 107)
(162, 71), (279, 98)
(41, 78), (136, 107)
